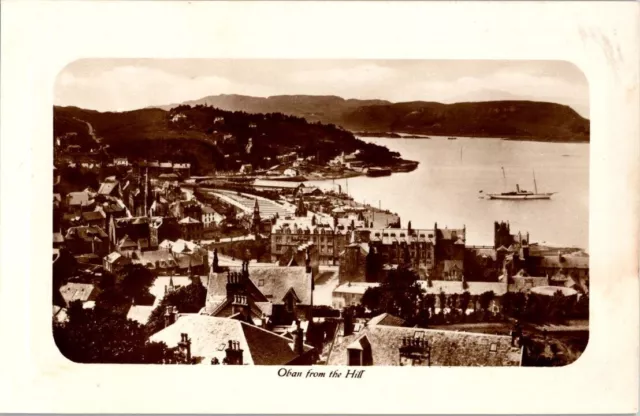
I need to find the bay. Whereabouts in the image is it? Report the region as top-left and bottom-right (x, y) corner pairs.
(306, 136), (589, 250)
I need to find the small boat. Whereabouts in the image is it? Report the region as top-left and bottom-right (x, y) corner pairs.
(393, 161), (419, 172)
(366, 167), (392, 177)
(448, 137), (457, 140)
(486, 168), (556, 200)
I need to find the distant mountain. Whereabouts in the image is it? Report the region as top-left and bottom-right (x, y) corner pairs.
(155, 94), (391, 125)
(153, 94), (590, 142)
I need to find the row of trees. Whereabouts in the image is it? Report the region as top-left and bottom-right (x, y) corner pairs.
(360, 267), (589, 327)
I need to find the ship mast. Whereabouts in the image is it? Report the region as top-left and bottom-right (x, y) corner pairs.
(501, 166), (507, 191)
(533, 169), (538, 194)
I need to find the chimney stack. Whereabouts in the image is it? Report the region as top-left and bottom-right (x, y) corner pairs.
(224, 340), (244, 365)
(178, 332), (192, 363)
(232, 294), (248, 318)
(164, 305), (178, 328)
(292, 319), (305, 356)
(343, 308), (354, 336)
(305, 249), (311, 274)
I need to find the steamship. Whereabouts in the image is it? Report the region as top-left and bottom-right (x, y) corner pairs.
(484, 168), (556, 200)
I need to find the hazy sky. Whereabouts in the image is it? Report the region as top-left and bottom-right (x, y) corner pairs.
(55, 59), (590, 117)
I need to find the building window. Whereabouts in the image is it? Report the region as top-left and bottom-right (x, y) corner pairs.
(490, 343), (497, 353)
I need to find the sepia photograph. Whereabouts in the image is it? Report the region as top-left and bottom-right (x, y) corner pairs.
(2, 1), (638, 414)
(52, 59), (590, 367)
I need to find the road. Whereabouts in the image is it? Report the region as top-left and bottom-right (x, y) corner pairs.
(74, 117), (102, 145)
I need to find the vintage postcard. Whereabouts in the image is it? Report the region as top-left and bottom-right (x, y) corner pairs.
(0, 1), (638, 414)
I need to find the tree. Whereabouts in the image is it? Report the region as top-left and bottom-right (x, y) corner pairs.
(145, 282), (208, 336)
(438, 291), (446, 312)
(424, 293), (436, 316)
(459, 291), (471, 319)
(478, 291), (495, 316)
(54, 301), (172, 364)
(120, 264), (156, 305)
(360, 267), (424, 325)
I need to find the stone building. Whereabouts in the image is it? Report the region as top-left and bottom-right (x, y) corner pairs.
(355, 227), (436, 277)
(270, 215), (349, 266)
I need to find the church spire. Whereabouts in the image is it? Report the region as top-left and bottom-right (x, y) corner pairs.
(252, 199), (261, 234)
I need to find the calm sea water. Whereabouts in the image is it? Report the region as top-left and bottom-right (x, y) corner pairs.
(306, 136), (589, 250)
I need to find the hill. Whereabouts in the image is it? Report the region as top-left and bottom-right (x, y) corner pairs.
(155, 95), (589, 142)
(53, 105), (407, 175)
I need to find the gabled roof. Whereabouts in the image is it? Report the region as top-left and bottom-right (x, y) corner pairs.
(82, 210), (106, 221)
(232, 266), (312, 305)
(59, 282), (97, 306)
(66, 191), (94, 207)
(65, 226), (108, 242)
(149, 315), (312, 365)
(367, 313), (405, 327)
(98, 180), (119, 196)
(105, 251), (132, 266)
(117, 235), (138, 249)
(205, 271), (269, 314)
(179, 216), (201, 224)
(333, 282), (379, 296)
(327, 324), (522, 366)
(171, 239), (202, 254)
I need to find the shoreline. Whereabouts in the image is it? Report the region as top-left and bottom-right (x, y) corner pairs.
(355, 131), (589, 144)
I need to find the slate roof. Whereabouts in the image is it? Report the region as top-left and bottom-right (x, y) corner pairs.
(65, 226), (108, 243)
(539, 255), (589, 269)
(82, 210), (106, 222)
(417, 280), (508, 296)
(327, 324), (522, 366)
(59, 283), (97, 306)
(132, 250), (177, 269)
(205, 271), (270, 314)
(367, 313), (405, 327)
(171, 239), (203, 254)
(508, 276), (549, 293)
(468, 247), (497, 261)
(333, 282), (380, 296)
(98, 180), (119, 195)
(117, 235), (138, 250)
(238, 266), (312, 305)
(53, 232), (64, 244)
(205, 266), (311, 313)
(67, 191), (93, 207)
(149, 315), (313, 365)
